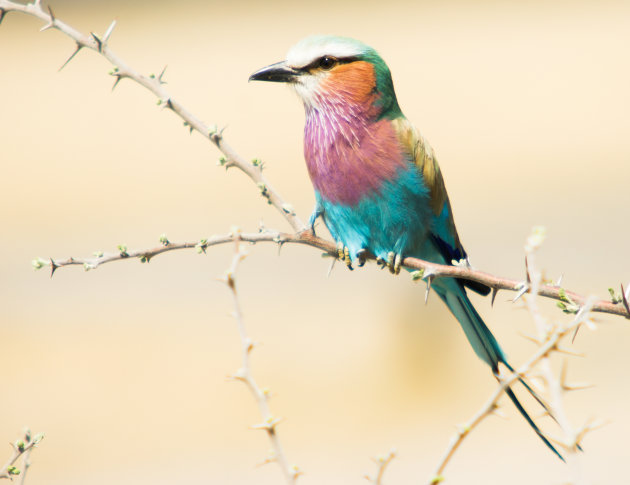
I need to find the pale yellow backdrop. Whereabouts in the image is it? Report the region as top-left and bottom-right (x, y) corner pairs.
(1, 1), (629, 484)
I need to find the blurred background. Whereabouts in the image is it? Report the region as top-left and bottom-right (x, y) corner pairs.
(1, 0), (629, 483)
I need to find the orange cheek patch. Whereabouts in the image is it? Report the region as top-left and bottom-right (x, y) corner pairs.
(323, 61), (377, 105)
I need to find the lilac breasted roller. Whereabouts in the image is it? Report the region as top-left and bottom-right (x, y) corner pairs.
(250, 35), (561, 459)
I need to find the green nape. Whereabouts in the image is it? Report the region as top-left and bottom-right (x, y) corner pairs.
(359, 49), (403, 121)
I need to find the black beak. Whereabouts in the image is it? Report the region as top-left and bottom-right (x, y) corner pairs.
(249, 61), (299, 83)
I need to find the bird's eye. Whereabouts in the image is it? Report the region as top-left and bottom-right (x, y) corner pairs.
(318, 56), (337, 70)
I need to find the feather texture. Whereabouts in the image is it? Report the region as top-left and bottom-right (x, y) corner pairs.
(252, 34), (562, 460)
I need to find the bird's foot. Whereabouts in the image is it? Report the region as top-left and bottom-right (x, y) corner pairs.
(335, 244), (370, 270)
(307, 205), (323, 236)
(356, 249), (367, 267)
(376, 252), (403, 274)
(336, 242), (354, 270)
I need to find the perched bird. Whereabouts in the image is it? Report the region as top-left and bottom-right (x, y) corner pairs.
(250, 35), (561, 459)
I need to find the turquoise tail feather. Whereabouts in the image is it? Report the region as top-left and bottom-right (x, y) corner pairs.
(434, 281), (565, 461)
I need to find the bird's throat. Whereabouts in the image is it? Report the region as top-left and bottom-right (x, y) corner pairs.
(303, 102), (406, 206)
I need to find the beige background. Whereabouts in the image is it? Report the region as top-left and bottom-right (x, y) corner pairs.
(1, 1), (629, 484)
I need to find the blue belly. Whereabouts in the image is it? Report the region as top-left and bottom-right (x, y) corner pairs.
(318, 164), (435, 262)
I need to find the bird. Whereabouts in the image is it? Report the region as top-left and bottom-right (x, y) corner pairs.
(249, 35), (562, 460)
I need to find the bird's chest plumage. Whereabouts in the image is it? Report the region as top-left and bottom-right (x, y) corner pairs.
(304, 111), (432, 259)
(304, 114), (405, 206)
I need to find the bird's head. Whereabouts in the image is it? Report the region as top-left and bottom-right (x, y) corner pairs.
(249, 35), (402, 120)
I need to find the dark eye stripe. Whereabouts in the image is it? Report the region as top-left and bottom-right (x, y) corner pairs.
(297, 56), (359, 72)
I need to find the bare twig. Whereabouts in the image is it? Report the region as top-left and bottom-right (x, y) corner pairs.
(0, 430), (43, 481)
(221, 236), (300, 484)
(32, 229), (630, 319)
(0, 0), (303, 232)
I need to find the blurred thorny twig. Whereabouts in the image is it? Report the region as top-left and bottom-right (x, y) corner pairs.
(0, 429), (43, 482)
(221, 236), (301, 484)
(429, 300), (596, 483)
(428, 228), (603, 485)
(364, 449), (397, 485)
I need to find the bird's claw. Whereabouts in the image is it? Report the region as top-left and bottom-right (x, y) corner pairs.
(385, 251), (402, 275)
(376, 252), (402, 274)
(336, 242), (354, 270)
(335, 244), (370, 270)
(356, 249), (367, 267)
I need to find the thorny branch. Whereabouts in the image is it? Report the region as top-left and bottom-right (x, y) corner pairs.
(428, 296), (596, 485)
(33, 229), (630, 319)
(0, 429), (43, 481)
(222, 237), (300, 484)
(521, 233), (606, 485)
(0, 0), (303, 233)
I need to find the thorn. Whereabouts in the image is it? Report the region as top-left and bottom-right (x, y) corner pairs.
(555, 346), (585, 358)
(571, 322), (582, 344)
(512, 282), (529, 302)
(251, 416), (283, 431)
(90, 32), (102, 52)
(34, 0), (42, 7)
(156, 98), (171, 109)
(556, 274), (563, 286)
(327, 255), (336, 277)
(560, 360), (594, 391)
(102, 19), (116, 44)
(0, 9), (7, 26)
(490, 406), (507, 419)
(574, 417), (609, 448)
(621, 283), (630, 319)
(39, 5), (55, 31)
(49, 258), (59, 278)
(425, 275), (433, 304)
(545, 433), (570, 451)
(59, 43), (83, 71)
(525, 255), (531, 284)
(255, 452), (276, 468)
(491, 287), (499, 307)
(518, 332), (541, 345)
(158, 65), (168, 84)
(111, 75), (122, 91)
(563, 382), (595, 392)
